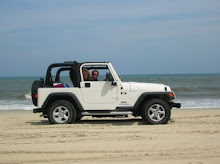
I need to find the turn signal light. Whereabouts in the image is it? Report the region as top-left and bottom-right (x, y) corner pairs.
(168, 92), (174, 98)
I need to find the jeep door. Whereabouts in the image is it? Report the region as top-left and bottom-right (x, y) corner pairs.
(80, 64), (118, 109)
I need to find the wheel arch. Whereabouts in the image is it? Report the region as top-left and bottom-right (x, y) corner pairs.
(133, 92), (173, 114)
(42, 93), (84, 116)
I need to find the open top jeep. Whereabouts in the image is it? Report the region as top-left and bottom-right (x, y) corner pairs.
(31, 61), (181, 124)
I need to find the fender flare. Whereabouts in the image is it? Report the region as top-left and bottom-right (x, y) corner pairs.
(42, 92), (84, 112)
(133, 92), (175, 112)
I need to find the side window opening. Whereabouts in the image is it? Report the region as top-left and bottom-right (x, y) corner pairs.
(51, 67), (73, 88)
(81, 64), (113, 82)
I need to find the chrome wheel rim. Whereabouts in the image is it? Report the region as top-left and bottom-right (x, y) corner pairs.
(148, 104), (165, 122)
(53, 106), (70, 123)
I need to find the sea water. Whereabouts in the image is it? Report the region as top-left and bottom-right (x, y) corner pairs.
(0, 74), (220, 110)
(121, 74), (220, 109)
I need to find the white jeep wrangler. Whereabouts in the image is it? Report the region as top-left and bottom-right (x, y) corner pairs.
(32, 61), (181, 124)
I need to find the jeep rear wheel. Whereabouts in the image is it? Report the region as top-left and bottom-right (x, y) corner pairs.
(142, 98), (171, 125)
(48, 100), (76, 124)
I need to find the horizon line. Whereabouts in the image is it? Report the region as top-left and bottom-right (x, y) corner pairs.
(0, 72), (220, 78)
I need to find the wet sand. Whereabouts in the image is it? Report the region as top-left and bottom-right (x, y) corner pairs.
(0, 108), (220, 164)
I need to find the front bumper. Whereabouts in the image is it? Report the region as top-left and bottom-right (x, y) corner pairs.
(170, 102), (181, 108)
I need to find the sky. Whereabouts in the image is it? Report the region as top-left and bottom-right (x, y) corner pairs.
(0, 0), (220, 77)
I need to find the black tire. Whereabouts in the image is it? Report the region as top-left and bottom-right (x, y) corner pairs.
(141, 98), (171, 125)
(75, 116), (83, 122)
(48, 100), (76, 124)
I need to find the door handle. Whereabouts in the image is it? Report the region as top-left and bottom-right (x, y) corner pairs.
(85, 83), (90, 88)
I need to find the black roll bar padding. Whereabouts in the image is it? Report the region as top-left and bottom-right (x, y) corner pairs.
(55, 67), (72, 82)
(45, 61), (79, 87)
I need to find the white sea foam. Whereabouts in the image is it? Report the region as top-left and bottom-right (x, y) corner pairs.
(0, 98), (220, 111)
(24, 92), (32, 100)
(0, 100), (34, 110)
(0, 75), (220, 110)
(177, 98), (220, 108)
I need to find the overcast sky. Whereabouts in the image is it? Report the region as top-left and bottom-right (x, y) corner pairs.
(0, 0), (220, 77)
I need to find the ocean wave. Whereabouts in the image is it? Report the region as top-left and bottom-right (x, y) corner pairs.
(0, 100), (34, 110)
(172, 86), (220, 92)
(0, 97), (220, 110)
(172, 87), (195, 92)
(175, 98), (220, 108)
(0, 92), (33, 100)
(24, 93), (32, 100)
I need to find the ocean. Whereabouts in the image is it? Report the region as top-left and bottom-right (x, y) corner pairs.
(0, 74), (220, 110)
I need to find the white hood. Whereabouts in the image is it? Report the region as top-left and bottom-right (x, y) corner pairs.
(122, 82), (171, 92)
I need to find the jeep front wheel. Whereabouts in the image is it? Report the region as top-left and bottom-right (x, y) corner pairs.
(142, 98), (171, 125)
(48, 100), (76, 124)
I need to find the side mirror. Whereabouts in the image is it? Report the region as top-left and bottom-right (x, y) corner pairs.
(105, 72), (113, 81)
(106, 72), (117, 86)
(111, 81), (117, 86)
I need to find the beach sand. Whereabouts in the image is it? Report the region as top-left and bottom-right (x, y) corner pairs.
(0, 108), (219, 164)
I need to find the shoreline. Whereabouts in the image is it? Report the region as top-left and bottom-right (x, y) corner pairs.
(1, 106), (220, 111)
(0, 108), (220, 163)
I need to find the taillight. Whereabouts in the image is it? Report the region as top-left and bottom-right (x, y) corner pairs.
(35, 94), (38, 98)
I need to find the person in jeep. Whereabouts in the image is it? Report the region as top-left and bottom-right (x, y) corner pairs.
(82, 68), (90, 81)
(91, 70), (99, 81)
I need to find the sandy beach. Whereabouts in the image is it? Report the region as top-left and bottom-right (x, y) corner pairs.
(0, 108), (219, 164)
